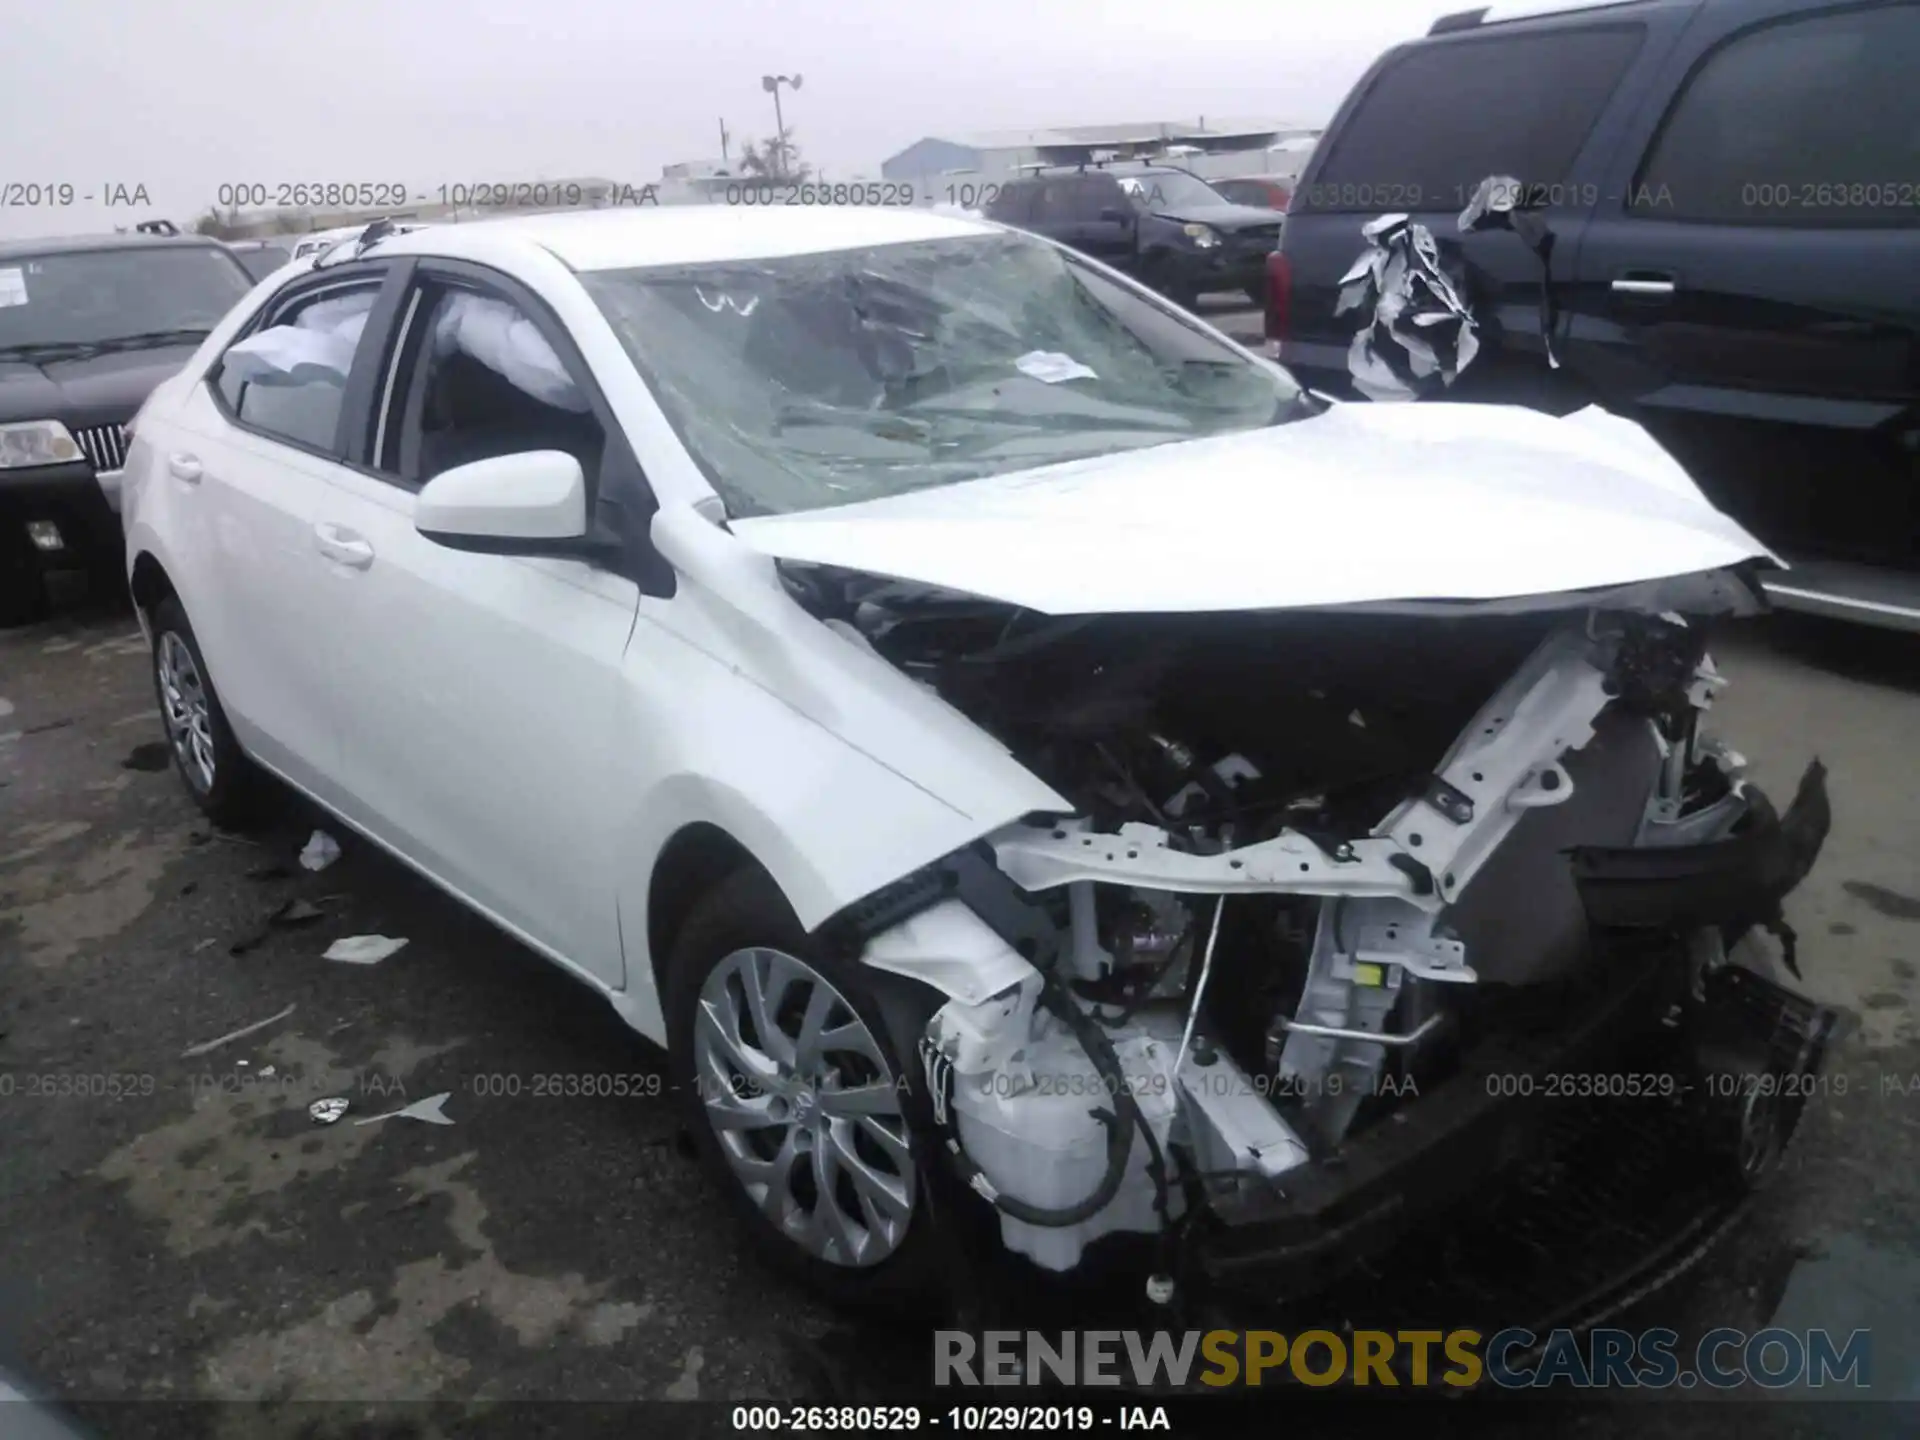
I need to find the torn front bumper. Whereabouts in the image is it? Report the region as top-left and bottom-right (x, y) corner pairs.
(1569, 759), (1831, 944)
(1186, 762), (1842, 1330)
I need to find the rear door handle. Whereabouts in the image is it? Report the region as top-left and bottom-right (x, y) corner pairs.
(1611, 272), (1677, 298)
(167, 453), (202, 484)
(314, 523), (374, 570)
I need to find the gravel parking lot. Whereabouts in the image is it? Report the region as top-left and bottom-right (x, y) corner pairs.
(2, 590), (1917, 1437)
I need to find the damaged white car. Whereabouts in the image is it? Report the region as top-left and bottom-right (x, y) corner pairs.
(121, 206), (1839, 1319)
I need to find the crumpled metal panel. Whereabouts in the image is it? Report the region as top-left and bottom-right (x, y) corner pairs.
(1334, 212), (1479, 402)
(1340, 173), (1567, 399)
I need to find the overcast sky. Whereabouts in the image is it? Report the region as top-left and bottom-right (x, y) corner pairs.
(5, 0), (1460, 238)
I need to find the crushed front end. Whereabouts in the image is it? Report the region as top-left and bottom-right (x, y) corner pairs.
(798, 571), (1842, 1321)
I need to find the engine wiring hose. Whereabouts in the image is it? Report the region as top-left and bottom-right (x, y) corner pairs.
(930, 973), (1140, 1228)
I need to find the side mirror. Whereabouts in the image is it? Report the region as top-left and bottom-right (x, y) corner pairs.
(1098, 206), (1134, 224)
(415, 450), (613, 560)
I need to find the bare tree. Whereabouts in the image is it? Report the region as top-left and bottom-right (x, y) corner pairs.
(192, 204), (250, 239)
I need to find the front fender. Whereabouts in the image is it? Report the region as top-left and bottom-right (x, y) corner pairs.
(611, 621), (1037, 1039)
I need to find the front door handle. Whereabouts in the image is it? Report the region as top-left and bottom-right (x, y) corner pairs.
(314, 523), (374, 570)
(1612, 272), (1677, 298)
(167, 453), (202, 483)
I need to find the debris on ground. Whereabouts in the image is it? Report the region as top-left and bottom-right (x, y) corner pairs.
(227, 929), (271, 958)
(299, 830), (342, 872)
(191, 939), (218, 953)
(268, 898), (326, 928)
(246, 863), (295, 882)
(181, 1004), (296, 1058)
(121, 742), (171, 771)
(309, 1097), (350, 1125)
(22, 718), (75, 735)
(324, 935), (408, 966)
(354, 1092), (454, 1128)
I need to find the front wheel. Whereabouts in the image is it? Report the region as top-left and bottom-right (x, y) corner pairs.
(149, 596), (266, 826)
(664, 866), (948, 1310)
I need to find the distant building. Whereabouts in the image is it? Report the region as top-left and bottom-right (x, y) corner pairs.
(881, 119), (1320, 184)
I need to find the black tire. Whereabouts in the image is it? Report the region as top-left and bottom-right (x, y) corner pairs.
(148, 595), (266, 827)
(664, 866), (950, 1312)
(0, 523), (50, 628)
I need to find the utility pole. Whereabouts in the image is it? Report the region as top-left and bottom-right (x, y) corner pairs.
(719, 118), (731, 166)
(760, 74), (803, 178)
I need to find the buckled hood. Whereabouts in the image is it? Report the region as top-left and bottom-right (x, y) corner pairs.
(731, 402), (1777, 616)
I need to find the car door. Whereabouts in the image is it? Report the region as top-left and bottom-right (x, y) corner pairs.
(1566, 0), (1920, 430)
(308, 259), (642, 987)
(162, 263), (400, 800)
(1023, 176), (1127, 267)
(1275, 11), (1679, 396)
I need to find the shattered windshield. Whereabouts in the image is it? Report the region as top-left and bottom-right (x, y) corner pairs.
(580, 231), (1304, 517)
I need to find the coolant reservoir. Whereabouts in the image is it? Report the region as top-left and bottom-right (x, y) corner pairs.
(947, 1014), (1182, 1272)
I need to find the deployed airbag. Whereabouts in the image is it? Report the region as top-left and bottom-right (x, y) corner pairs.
(432, 293), (591, 412)
(220, 292), (372, 386)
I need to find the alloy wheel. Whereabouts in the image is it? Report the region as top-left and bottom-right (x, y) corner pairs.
(157, 631), (216, 793)
(692, 946), (915, 1267)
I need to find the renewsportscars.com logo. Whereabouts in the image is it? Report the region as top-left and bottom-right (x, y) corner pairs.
(934, 1327), (1874, 1390)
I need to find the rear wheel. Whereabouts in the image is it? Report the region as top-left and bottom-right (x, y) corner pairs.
(665, 866), (948, 1310)
(149, 596), (266, 826)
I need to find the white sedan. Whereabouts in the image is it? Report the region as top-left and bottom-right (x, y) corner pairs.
(120, 205), (1839, 1311)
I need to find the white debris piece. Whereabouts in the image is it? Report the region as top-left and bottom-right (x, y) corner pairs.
(354, 1092), (454, 1127)
(299, 829), (341, 872)
(1015, 350), (1098, 384)
(309, 1097), (350, 1125)
(324, 935), (409, 965)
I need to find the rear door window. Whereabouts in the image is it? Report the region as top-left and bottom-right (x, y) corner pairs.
(213, 283), (382, 455)
(1078, 175), (1128, 218)
(1630, 3), (1920, 225)
(1301, 25), (1647, 213)
(1031, 179), (1096, 224)
(984, 181), (1036, 224)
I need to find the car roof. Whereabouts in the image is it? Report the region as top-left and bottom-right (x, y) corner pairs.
(0, 232), (231, 260)
(1428, 0), (1670, 32)
(365, 204), (998, 273)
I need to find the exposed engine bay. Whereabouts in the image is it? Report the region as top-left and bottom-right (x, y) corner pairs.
(786, 563), (1838, 1286)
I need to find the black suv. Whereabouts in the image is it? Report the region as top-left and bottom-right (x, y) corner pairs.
(1, 231), (255, 623)
(985, 164), (1283, 308)
(1271, 0), (1920, 631)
